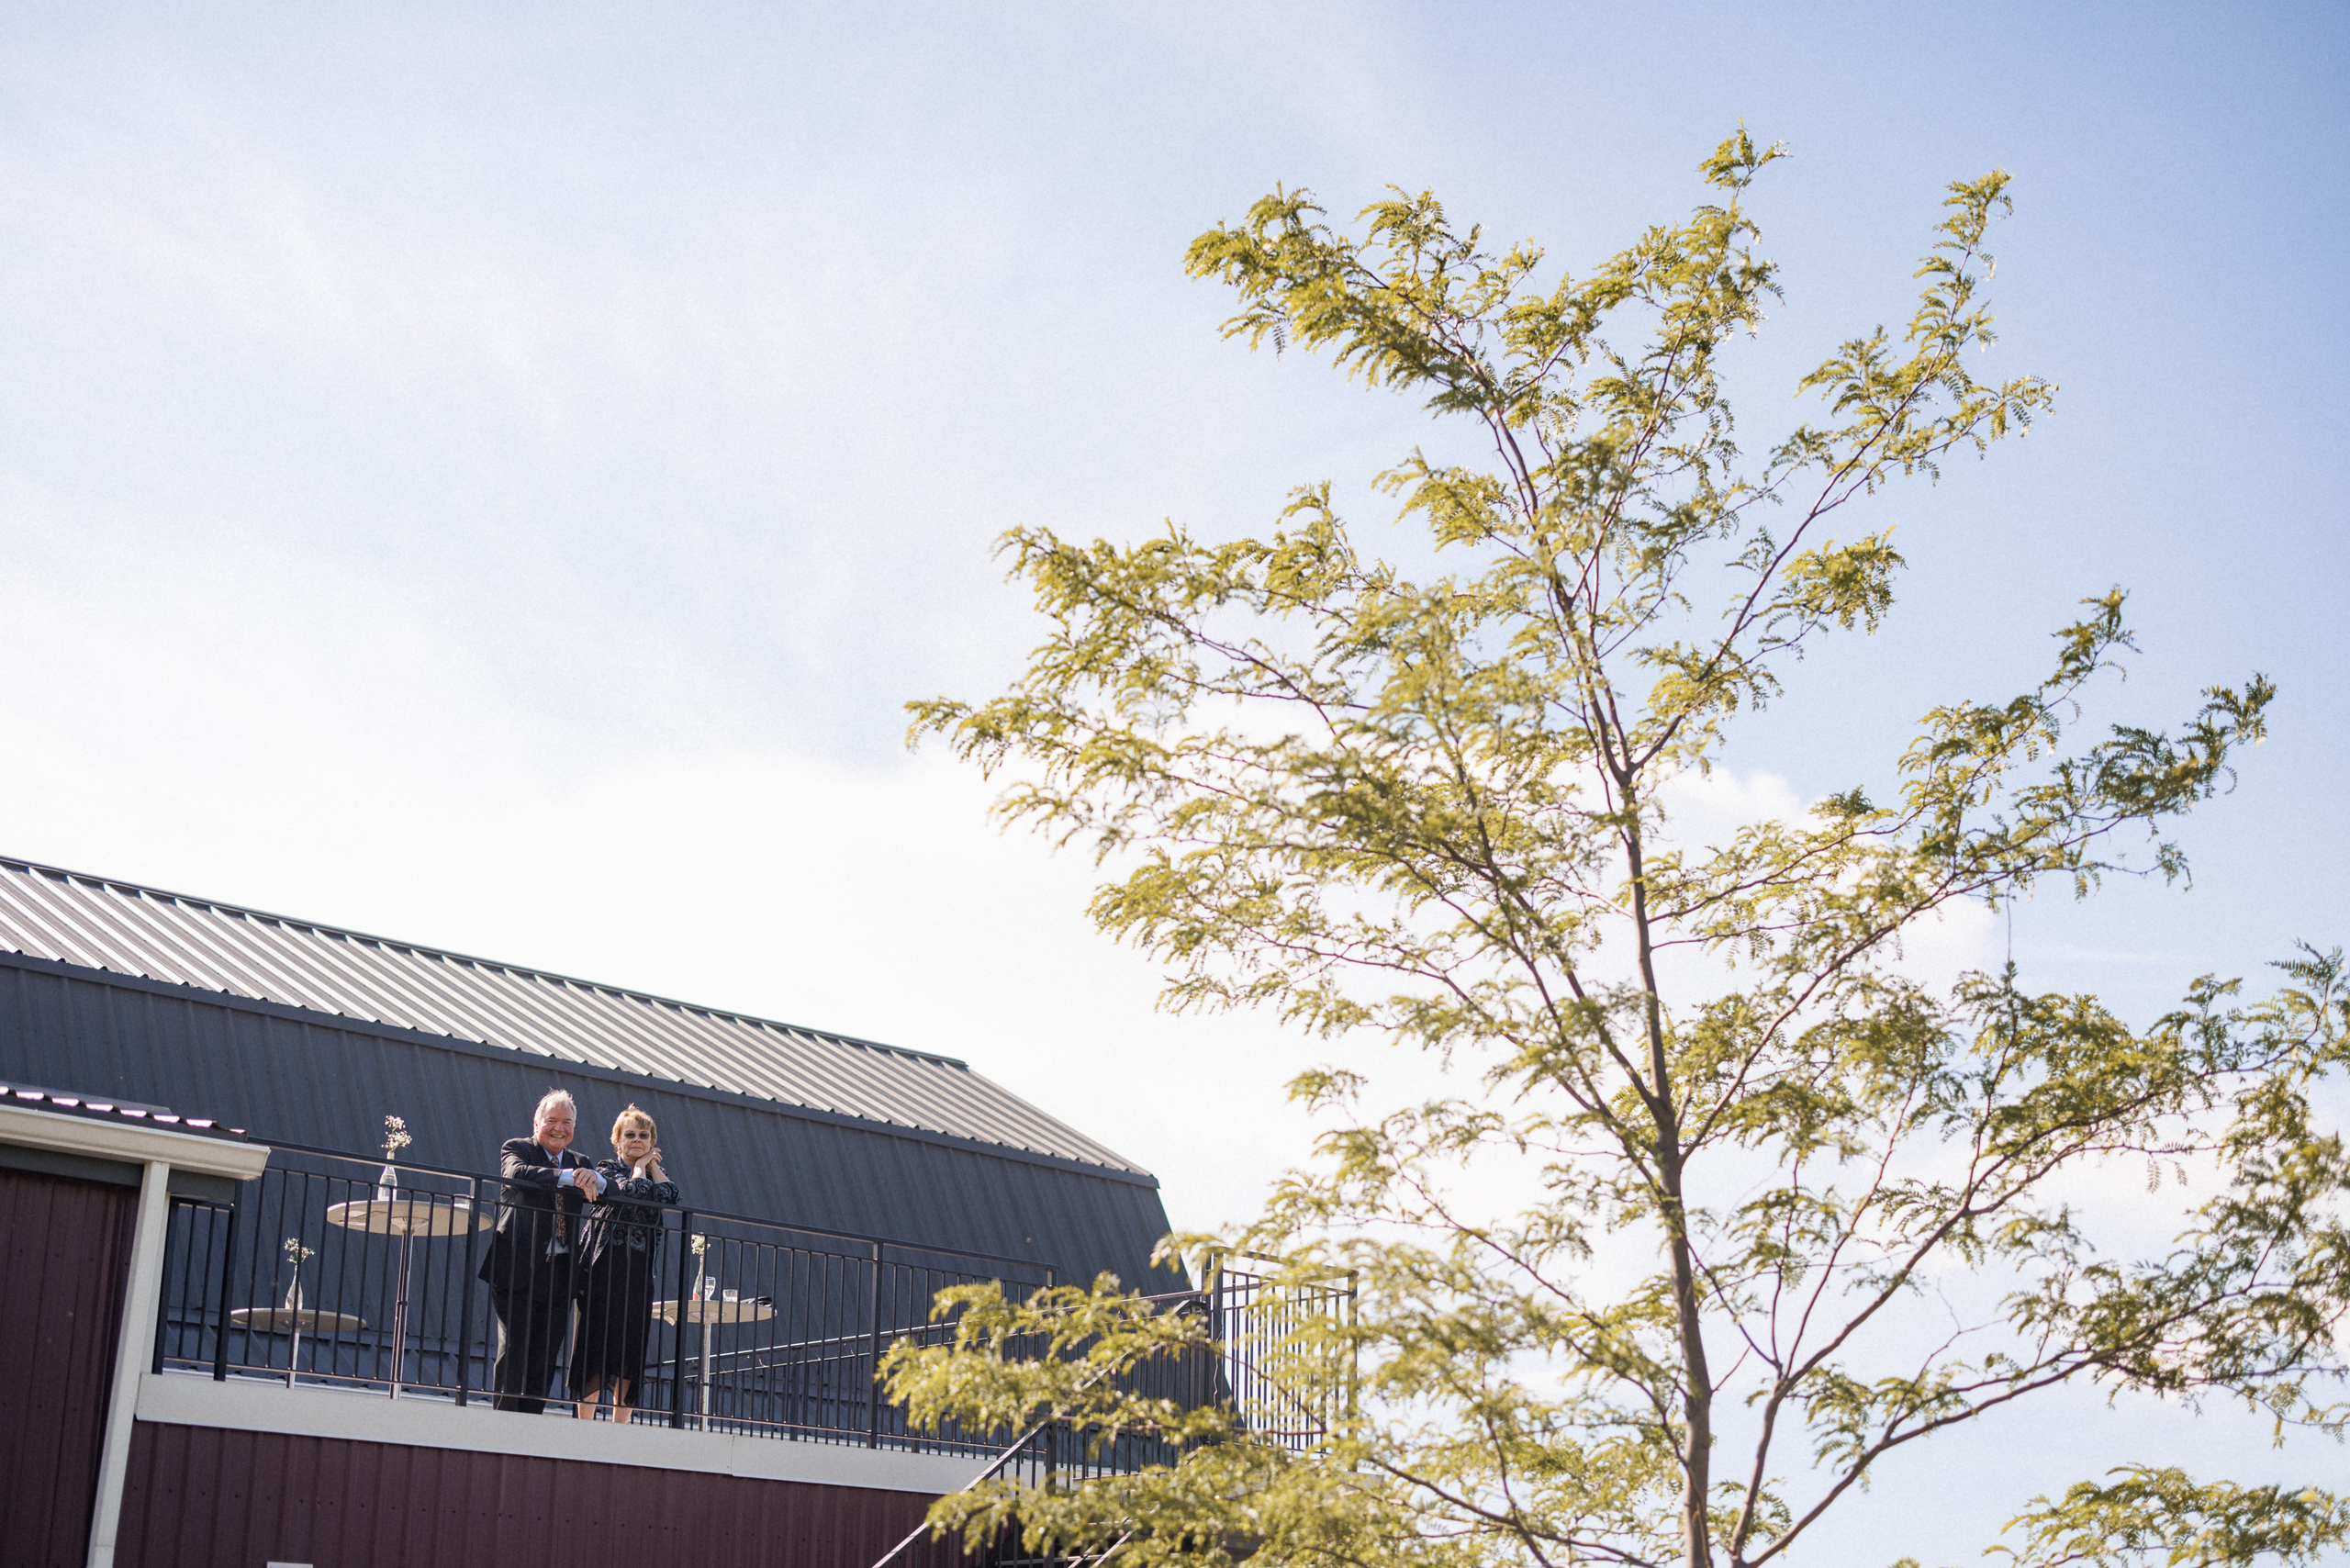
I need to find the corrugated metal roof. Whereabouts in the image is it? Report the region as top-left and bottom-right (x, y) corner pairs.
(0, 1079), (246, 1139)
(0, 958), (1180, 1283)
(0, 857), (1145, 1175)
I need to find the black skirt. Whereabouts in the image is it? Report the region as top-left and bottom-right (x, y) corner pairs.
(570, 1245), (658, 1395)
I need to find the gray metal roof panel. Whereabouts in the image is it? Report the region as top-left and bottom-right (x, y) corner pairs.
(0, 857), (1145, 1175)
(0, 958), (1181, 1290)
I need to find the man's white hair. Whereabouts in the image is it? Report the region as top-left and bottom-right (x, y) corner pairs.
(533, 1088), (577, 1123)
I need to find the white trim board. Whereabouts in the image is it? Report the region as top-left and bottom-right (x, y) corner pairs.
(0, 1104), (270, 1181)
(135, 1372), (989, 1496)
(88, 1162), (172, 1568)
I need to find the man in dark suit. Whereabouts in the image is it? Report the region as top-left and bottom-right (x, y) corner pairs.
(477, 1089), (603, 1413)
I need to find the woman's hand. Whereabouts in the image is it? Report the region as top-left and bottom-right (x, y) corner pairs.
(643, 1147), (666, 1183)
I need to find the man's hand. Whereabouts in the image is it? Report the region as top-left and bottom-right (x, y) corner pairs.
(572, 1168), (604, 1201)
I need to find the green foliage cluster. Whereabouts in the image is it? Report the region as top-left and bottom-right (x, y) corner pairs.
(899, 133), (2346, 1567)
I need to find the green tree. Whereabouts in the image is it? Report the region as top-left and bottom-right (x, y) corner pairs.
(896, 133), (2348, 1568)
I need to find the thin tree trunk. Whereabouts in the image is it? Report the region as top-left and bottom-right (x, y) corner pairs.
(1625, 820), (1713, 1567)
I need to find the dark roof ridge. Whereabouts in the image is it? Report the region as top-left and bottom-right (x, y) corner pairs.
(0, 853), (969, 1071)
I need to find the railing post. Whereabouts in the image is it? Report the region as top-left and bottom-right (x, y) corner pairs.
(454, 1177), (482, 1406)
(671, 1212), (695, 1430)
(151, 1198), (180, 1376)
(1346, 1269), (1360, 1428)
(210, 1197), (240, 1381)
(865, 1240), (882, 1449)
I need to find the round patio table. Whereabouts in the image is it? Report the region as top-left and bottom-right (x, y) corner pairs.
(326, 1193), (492, 1398)
(654, 1295), (777, 1428)
(228, 1305), (368, 1388)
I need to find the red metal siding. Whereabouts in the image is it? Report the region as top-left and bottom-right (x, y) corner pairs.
(0, 1167), (138, 1568)
(118, 1424), (978, 1568)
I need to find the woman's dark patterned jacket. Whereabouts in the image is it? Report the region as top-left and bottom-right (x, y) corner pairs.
(578, 1159), (679, 1271)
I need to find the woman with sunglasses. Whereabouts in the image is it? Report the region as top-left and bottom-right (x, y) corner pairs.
(570, 1104), (678, 1422)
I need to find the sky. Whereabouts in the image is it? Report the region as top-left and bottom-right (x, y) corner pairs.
(3, 2), (2344, 1557)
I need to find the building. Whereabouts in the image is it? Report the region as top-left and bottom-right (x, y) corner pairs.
(0, 855), (1244, 1568)
(0, 855), (1176, 1293)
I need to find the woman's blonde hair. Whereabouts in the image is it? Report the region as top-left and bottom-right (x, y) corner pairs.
(610, 1103), (657, 1148)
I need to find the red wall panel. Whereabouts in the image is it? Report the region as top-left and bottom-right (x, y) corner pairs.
(118, 1424), (979, 1568)
(0, 1167), (137, 1568)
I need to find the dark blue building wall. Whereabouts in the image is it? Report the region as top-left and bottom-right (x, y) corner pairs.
(0, 952), (1179, 1291)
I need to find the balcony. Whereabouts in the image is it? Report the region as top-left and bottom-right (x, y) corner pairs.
(148, 1143), (1349, 1495)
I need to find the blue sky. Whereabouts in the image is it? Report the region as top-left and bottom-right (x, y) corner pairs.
(3, 4), (2344, 1552)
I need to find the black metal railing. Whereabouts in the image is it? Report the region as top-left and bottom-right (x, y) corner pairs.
(151, 1145), (1356, 1480)
(153, 1143), (1052, 1457)
(990, 1257), (1358, 1489)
